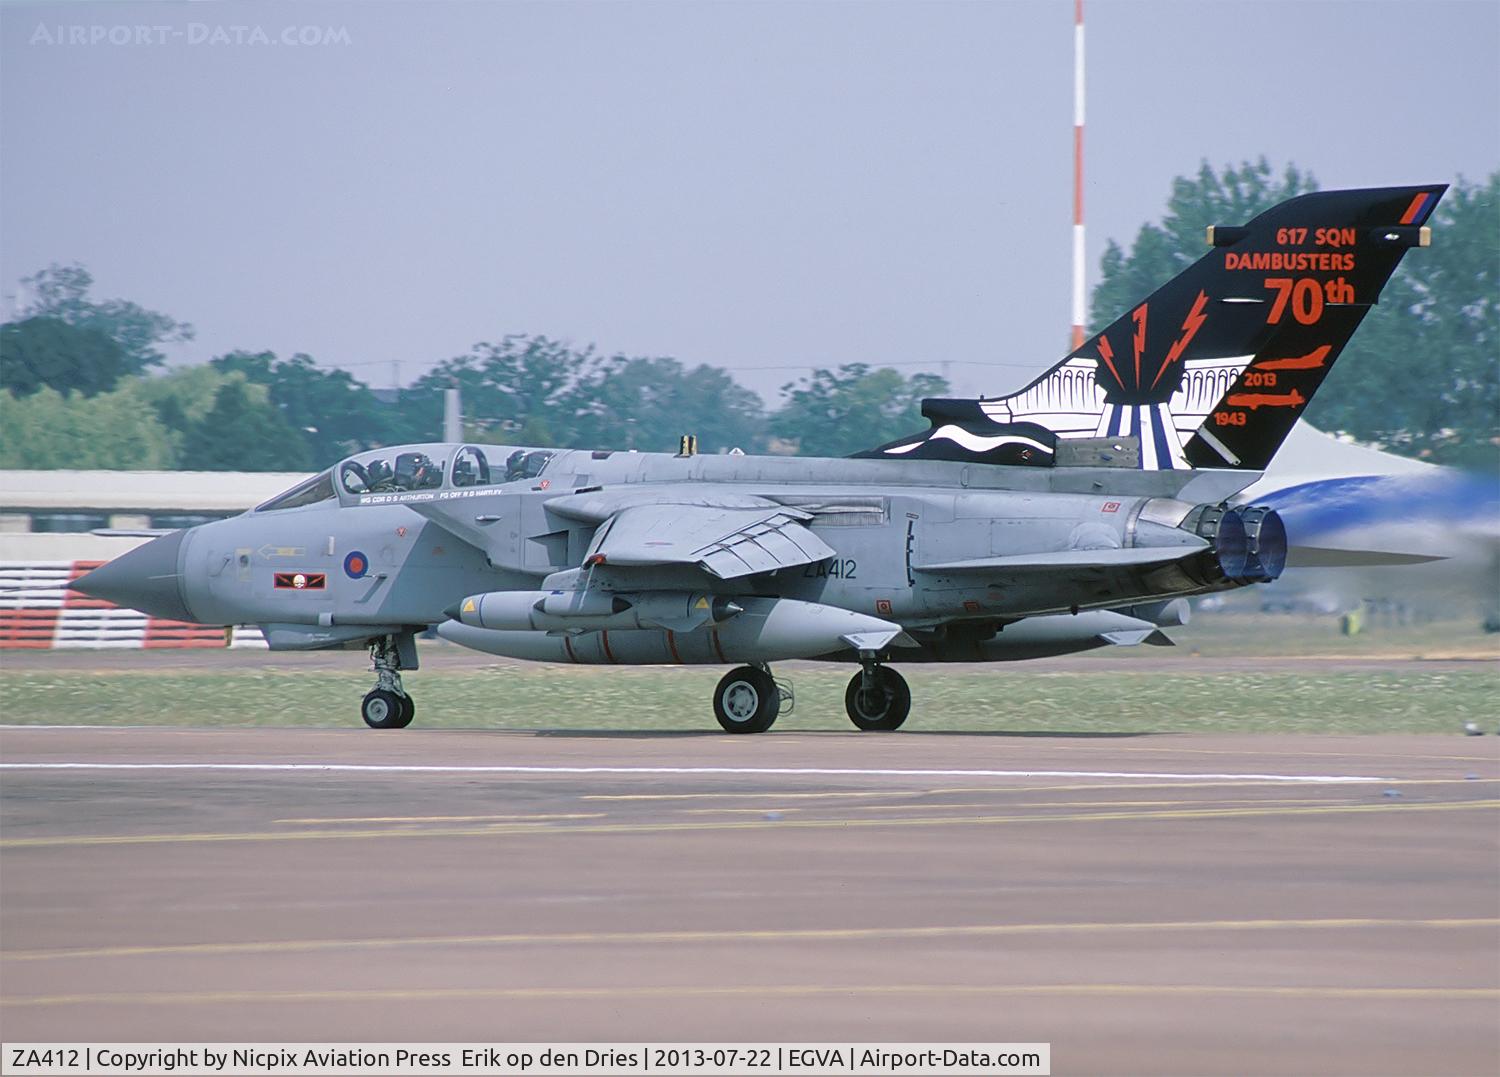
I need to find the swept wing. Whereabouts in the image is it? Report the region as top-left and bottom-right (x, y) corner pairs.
(584, 503), (835, 579)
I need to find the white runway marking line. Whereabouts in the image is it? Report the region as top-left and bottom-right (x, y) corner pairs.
(0, 762), (1399, 783)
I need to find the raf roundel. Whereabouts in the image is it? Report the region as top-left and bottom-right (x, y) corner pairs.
(343, 550), (369, 579)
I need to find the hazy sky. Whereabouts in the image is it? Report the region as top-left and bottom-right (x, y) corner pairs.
(3, 0), (1497, 402)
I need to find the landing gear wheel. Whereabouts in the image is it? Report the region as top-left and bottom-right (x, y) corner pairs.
(845, 667), (911, 731)
(713, 665), (780, 734)
(362, 689), (408, 729)
(364, 633), (415, 730)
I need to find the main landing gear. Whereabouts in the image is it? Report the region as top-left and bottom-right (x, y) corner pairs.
(361, 634), (415, 729)
(713, 664), (793, 734)
(844, 653), (911, 731)
(711, 659), (909, 733)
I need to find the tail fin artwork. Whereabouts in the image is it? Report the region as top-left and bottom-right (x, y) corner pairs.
(862, 185), (1446, 471)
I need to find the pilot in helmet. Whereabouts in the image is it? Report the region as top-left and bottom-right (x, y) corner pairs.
(364, 458), (394, 490)
(393, 451), (438, 490)
(412, 454), (441, 489)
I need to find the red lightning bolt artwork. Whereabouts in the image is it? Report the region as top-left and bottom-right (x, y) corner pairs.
(1096, 335), (1123, 389)
(1130, 304), (1148, 389)
(1152, 290), (1209, 390)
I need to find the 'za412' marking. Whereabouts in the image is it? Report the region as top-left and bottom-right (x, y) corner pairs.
(804, 558), (857, 579)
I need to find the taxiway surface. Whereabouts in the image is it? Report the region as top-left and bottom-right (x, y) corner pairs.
(2, 728), (1497, 1076)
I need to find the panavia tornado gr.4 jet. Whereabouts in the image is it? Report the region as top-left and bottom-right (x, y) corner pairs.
(75, 185), (1445, 732)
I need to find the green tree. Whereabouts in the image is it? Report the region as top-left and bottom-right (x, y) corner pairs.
(180, 380), (312, 471)
(414, 335), (600, 446)
(1090, 158), (1318, 330)
(771, 364), (948, 457)
(373, 385), (447, 448)
(411, 336), (773, 453)
(1305, 173), (1500, 468)
(0, 316), (129, 397)
(211, 350), (386, 463)
(118, 365), (262, 459)
(112, 366), (312, 469)
(0, 386), (175, 469)
(572, 356), (766, 453)
(18, 263), (194, 374)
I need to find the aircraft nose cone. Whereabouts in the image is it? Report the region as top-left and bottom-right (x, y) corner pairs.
(70, 530), (195, 621)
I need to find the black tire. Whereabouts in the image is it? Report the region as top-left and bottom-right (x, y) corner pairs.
(361, 688), (407, 729)
(393, 693), (416, 729)
(713, 666), (780, 734)
(845, 667), (911, 731)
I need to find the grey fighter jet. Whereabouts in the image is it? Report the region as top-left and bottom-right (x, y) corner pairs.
(75, 185), (1445, 731)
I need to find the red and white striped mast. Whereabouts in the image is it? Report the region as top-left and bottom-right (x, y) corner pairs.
(1070, 0), (1087, 352)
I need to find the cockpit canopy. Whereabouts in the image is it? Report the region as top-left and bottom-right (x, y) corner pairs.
(338, 445), (446, 495)
(451, 445), (555, 487)
(255, 470), (337, 512)
(335, 443), (556, 497)
(254, 443), (559, 512)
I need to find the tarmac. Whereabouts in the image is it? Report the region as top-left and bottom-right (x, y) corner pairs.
(1, 727), (1497, 1076)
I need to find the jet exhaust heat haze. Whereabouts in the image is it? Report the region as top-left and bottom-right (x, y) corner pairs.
(74, 186), (1447, 731)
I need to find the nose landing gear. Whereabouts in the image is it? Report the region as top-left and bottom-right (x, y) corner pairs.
(845, 653), (910, 731)
(361, 688), (413, 729)
(362, 634), (416, 729)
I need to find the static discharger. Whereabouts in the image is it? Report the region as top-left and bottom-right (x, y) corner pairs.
(1206, 225), (1250, 247)
(1372, 225), (1432, 247)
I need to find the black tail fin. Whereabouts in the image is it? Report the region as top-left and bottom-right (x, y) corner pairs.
(862, 185), (1446, 471)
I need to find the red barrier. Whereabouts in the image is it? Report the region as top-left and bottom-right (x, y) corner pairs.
(1, 560), (233, 650)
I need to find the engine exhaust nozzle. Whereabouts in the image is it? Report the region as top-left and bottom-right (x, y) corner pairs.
(1236, 505), (1287, 582)
(1190, 504), (1249, 582)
